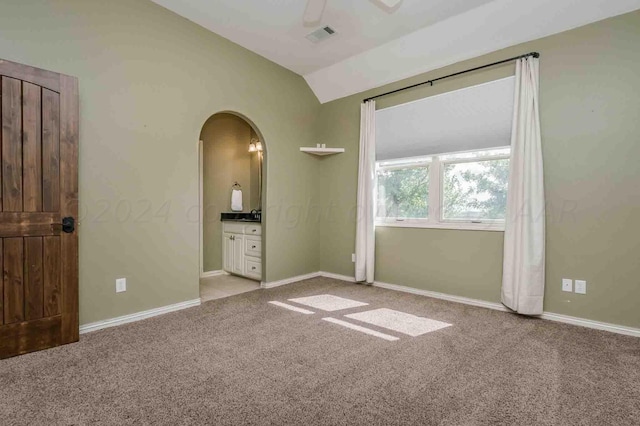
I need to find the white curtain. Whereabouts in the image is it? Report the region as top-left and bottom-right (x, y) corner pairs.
(502, 57), (546, 315)
(355, 100), (376, 283)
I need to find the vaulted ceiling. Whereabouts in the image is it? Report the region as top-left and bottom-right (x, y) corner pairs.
(151, 0), (640, 103)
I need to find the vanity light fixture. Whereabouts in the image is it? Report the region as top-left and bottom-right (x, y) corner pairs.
(249, 138), (263, 152)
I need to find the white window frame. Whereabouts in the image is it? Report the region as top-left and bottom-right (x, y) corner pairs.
(375, 158), (431, 225)
(375, 148), (510, 232)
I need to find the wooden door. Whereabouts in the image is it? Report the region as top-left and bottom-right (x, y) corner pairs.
(0, 59), (79, 359)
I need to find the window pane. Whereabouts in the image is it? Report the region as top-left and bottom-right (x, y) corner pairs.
(376, 166), (429, 219)
(442, 159), (509, 221)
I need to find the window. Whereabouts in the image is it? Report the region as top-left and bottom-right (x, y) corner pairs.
(374, 77), (515, 231)
(376, 148), (509, 230)
(376, 159), (430, 220)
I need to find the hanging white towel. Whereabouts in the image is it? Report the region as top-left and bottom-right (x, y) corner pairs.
(231, 189), (243, 212)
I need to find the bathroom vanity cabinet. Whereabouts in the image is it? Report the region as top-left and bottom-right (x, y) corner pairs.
(222, 222), (262, 281)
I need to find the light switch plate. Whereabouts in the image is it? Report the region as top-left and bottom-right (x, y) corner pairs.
(575, 280), (587, 294)
(352, 253), (356, 262)
(116, 278), (127, 293)
(562, 279), (573, 292)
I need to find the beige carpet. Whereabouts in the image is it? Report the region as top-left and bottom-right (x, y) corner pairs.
(1, 277), (638, 425)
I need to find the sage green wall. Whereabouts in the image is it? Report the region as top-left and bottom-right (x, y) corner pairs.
(317, 11), (640, 328)
(0, 0), (321, 325)
(201, 113), (260, 272)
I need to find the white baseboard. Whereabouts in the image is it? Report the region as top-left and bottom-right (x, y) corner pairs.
(373, 280), (510, 312)
(200, 270), (228, 278)
(539, 312), (640, 337)
(261, 272), (321, 289)
(79, 298), (202, 334)
(319, 271), (357, 282)
(78, 273), (639, 338)
(371, 280), (639, 338)
(253, 270), (640, 338)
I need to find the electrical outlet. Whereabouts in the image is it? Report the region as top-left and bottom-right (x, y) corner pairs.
(575, 280), (587, 294)
(116, 278), (127, 293)
(562, 278), (572, 292)
(352, 253), (356, 262)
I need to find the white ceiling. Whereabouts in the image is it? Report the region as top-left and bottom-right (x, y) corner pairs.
(150, 0), (495, 75)
(151, 0), (640, 103)
(307, 0), (640, 103)
(376, 77), (514, 161)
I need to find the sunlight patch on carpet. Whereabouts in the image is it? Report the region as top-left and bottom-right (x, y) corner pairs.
(268, 301), (315, 314)
(288, 294), (368, 311)
(322, 318), (399, 341)
(345, 308), (452, 336)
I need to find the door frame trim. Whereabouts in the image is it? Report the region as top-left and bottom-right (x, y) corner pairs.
(198, 111), (267, 280)
(199, 139), (204, 277)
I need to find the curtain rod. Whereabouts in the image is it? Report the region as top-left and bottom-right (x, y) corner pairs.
(363, 52), (540, 103)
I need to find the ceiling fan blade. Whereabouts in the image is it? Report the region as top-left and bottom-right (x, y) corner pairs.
(303, 0), (327, 26)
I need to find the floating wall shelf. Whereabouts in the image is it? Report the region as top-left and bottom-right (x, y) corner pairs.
(300, 147), (345, 156)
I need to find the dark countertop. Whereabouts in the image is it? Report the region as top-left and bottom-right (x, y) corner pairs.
(220, 212), (261, 223)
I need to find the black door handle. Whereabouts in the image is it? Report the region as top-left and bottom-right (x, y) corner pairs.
(61, 217), (75, 233)
(51, 217), (75, 233)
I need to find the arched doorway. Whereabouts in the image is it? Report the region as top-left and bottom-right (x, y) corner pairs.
(198, 111), (266, 301)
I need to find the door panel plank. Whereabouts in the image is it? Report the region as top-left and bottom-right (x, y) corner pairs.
(0, 212), (60, 238)
(0, 225), (60, 238)
(24, 237), (44, 320)
(0, 316), (62, 359)
(43, 236), (61, 317)
(23, 82), (43, 212)
(2, 77), (23, 211)
(59, 75), (79, 344)
(3, 237), (24, 324)
(0, 59), (60, 92)
(42, 89), (60, 212)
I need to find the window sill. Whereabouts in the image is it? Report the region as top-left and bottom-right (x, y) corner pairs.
(375, 221), (505, 232)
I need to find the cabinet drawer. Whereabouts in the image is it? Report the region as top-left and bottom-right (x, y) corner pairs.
(244, 224), (262, 236)
(245, 237), (262, 258)
(244, 257), (261, 280)
(223, 223), (245, 234)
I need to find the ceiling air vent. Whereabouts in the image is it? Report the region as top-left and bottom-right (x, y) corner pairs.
(306, 26), (336, 43)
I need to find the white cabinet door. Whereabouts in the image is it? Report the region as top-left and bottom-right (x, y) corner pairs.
(222, 223), (262, 280)
(223, 233), (234, 273)
(232, 234), (245, 276)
